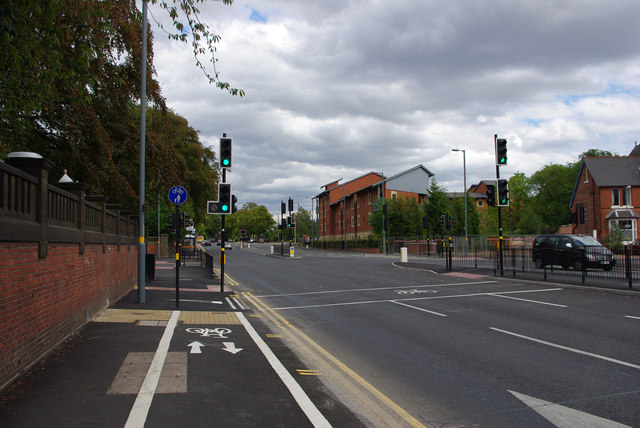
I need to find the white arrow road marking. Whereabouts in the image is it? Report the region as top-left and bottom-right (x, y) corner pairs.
(222, 342), (243, 354)
(187, 341), (204, 354)
(509, 390), (631, 428)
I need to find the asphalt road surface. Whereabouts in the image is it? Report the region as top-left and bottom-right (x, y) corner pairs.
(220, 243), (640, 427)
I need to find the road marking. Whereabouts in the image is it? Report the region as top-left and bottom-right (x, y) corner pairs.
(257, 280), (498, 298)
(489, 293), (567, 307)
(226, 296), (237, 310)
(188, 341), (204, 354)
(235, 312), (331, 427)
(222, 342), (243, 354)
(391, 301), (447, 317)
(185, 327), (232, 338)
(297, 369), (321, 376)
(625, 315), (640, 320)
(491, 327), (640, 370)
(124, 310), (180, 428)
(271, 288), (563, 310)
(244, 292), (427, 428)
(509, 390), (630, 427)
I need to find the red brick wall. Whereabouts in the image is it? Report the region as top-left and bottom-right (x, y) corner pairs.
(0, 242), (137, 391)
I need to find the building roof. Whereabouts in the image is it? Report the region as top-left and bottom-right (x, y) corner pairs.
(569, 156), (640, 207)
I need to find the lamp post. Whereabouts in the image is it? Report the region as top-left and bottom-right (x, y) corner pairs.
(452, 148), (468, 257)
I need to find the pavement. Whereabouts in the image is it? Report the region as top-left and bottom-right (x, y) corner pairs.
(0, 256), (363, 428)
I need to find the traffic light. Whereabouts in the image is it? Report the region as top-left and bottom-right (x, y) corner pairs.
(486, 184), (496, 207)
(281, 201), (286, 215)
(422, 216), (428, 229)
(288, 197), (294, 212)
(287, 216), (292, 228)
(183, 212), (188, 228)
(206, 183), (232, 214)
(449, 216), (455, 229)
(496, 138), (507, 165)
(497, 179), (509, 207)
(220, 138), (232, 168)
(231, 195), (238, 213)
(290, 214), (296, 229)
(440, 214), (445, 228)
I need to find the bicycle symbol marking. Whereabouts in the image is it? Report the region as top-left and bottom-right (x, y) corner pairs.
(185, 327), (232, 338)
(395, 289), (437, 295)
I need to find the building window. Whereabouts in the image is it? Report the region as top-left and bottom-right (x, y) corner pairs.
(612, 189), (620, 206)
(478, 200), (484, 207)
(623, 187), (631, 206)
(609, 219), (636, 243)
(368, 193), (372, 205)
(351, 216), (354, 227)
(391, 191), (398, 199)
(357, 197), (360, 208)
(357, 215), (361, 226)
(367, 213), (371, 224)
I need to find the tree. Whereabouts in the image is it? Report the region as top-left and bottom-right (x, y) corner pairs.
(425, 180), (449, 236)
(1, 0), (239, 215)
(529, 162), (580, 232)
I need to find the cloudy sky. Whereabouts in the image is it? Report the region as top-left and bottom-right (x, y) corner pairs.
(147, 0), (640, 215)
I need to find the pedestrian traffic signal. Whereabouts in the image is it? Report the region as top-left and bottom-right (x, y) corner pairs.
(497, 179), (509, 206)
(220, 138), (232, 168)
(496, 138), (507, 165)
(486, 184), (496, 207)
(231, 195), (238, 213)
(440, 214), (445, 228)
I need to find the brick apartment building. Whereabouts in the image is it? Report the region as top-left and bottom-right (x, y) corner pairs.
(569, 145), (640, 244)
(315, 165), (433, 240)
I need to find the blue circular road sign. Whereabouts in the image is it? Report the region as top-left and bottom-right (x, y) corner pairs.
(168, 186), (188, 205)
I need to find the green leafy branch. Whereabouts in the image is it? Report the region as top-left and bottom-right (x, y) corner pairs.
(150, 0), (244, 96)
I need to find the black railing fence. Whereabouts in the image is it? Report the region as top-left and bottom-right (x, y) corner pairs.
(389, 235), (638, 289)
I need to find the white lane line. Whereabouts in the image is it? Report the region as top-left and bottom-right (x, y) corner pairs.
(225, 296), (237, 310)
(124, 310), (180, 428)
(491, 327), (640, 370)
(489, 293), (567, 307)
(391, 301), (447, 317)
(235, 312), (331, 428)
(257, 280), (498, 298)
(625, 315), (640, 320)
(272, 288), (563, 311)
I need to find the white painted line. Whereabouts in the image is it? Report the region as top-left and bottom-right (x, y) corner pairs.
(272, 288), (563, 311)
(491, 327), (640, 370)
(235, 312), (331, 427)
(625, 315), (640, 320)
(489, 293), (567, 307)
(125, 310), (180, 428)
(509, 390), (631, 427)
(391, 301), (447, 317)
(225, 296), (237, 310)
(257, 280), (498, 298)
(234, 298), (247, 310)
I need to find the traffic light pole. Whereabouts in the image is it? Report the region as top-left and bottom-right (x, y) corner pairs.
(220, 168), (226, 292)
(495, 134), (504, 277)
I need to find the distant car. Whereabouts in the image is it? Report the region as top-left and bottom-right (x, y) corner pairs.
(216, 240), (232, 249)
(203, 240), (211, 246)
(258, 238), (265, 243)
(532, 234), (616, 271)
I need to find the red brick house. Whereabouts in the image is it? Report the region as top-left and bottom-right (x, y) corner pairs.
(569, 146), (640, 244)
(316, 165), (433, 240)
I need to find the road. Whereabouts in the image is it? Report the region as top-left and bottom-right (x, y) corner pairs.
(220, 243), (640, 427)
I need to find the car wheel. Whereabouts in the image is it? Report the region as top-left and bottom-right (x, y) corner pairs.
(573, 258), (584, 270)
(534, 256), (544, 269)
(603, 266), (612, 271)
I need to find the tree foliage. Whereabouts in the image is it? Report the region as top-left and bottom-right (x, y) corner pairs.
(1, 0), (235, 223)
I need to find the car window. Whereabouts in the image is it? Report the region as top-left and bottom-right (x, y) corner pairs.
(548, 237), (559, 248)
(573, 235), (601, 246)
(559, 237), (572, 248)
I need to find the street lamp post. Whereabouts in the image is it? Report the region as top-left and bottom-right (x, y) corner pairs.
(452, 148), (468, 257)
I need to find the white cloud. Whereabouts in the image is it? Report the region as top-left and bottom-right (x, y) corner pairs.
(145, 0), (640, 215)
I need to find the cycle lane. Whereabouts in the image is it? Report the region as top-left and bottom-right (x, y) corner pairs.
(1, 262), (364, 427)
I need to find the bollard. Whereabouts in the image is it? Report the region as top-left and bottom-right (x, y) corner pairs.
(401, 247), (408, 263)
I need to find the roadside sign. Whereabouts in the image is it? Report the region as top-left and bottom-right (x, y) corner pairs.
(168, 186), (188, 205)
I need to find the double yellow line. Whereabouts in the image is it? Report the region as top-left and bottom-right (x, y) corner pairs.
(242, 291), (426, 428)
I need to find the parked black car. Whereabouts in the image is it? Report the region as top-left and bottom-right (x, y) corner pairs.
(532, 234), (616, 271)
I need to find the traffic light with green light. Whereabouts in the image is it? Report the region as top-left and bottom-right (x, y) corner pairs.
(206, 183), (232, 214)
(497, 179), (509, 207)
(496, 138), (507, 165)
(220, 138), (232, 169)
